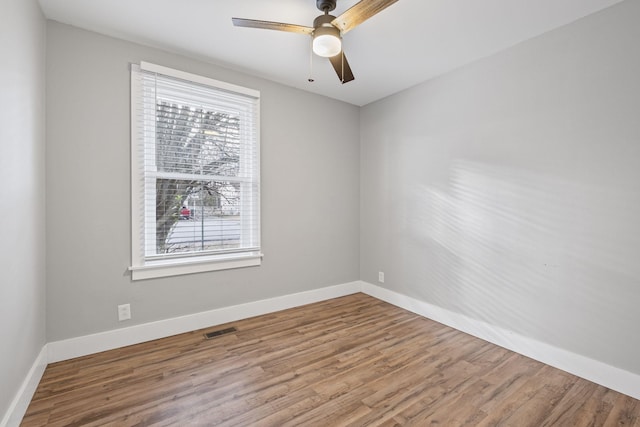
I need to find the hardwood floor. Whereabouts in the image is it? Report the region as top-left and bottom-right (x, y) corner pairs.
(22, 293), (640, 426)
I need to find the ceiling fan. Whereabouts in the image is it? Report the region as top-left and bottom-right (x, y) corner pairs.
(232, 0), (399, 84)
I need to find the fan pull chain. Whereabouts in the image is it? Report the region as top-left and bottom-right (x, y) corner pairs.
(308, 37), (315, 82)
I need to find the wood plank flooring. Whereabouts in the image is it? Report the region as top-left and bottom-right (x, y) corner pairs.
(21, 293), (640, 426)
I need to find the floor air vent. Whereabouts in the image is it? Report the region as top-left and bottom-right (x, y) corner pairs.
(204, 327), (237, 340)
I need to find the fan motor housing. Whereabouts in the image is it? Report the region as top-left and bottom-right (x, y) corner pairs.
(313, 14), (338, 29)
(316, 0), (337, 13)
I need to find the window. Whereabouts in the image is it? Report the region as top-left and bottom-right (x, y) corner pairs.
(130, 62), (260, 280)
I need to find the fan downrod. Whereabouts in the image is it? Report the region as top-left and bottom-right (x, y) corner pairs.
(316, 0), (336, 13)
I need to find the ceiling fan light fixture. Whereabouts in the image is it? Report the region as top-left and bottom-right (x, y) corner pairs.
(312, 15), (341, 58)
(313, 32), (342, 57)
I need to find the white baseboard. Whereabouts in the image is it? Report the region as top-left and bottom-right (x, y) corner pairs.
(48, 281), (361, 363)
(7, 279), (639, 427)
(360, 281), (640, 401)
(0, 345), (48, 427)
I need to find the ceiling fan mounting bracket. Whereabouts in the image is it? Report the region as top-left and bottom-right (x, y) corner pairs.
(316, 0), (337, 13)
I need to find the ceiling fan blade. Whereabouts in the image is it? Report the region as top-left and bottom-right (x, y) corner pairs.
(331, 0), (399, 34)
(232, 18), (314, 35)
(328, 52), (355, 84)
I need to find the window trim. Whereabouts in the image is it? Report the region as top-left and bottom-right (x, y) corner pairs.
(130, 62), (261, 280)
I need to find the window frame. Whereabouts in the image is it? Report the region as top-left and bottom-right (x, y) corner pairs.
(130, 62), (261, 281)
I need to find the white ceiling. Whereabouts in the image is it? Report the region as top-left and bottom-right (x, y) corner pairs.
(38, 0), (623, 106)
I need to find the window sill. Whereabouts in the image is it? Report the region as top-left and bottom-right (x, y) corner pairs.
(129, 252), (262, 281)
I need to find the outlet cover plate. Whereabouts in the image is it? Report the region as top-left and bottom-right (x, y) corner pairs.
(118, 303), (131, 321)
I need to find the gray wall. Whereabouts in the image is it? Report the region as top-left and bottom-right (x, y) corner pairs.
(46, 22), (360, 341)
(0, 0), (47, 418)
(360, 0), (640, 374)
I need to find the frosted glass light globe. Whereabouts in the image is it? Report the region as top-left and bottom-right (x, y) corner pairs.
(313, 33), (342, 57)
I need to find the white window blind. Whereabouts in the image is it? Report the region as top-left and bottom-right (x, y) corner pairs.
(130, 62), (261, 280)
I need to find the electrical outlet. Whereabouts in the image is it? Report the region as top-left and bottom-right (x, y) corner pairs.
(118, 304), (131, 321)
(378, 271), (385, 283)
